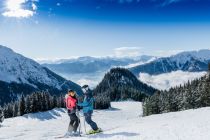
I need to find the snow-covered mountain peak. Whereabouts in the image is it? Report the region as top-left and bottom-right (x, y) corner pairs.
(130, 49), (210, 76)
(0, 45), (14, 53)
(171, 49), (210, 63)
(0, 45), (64, 89)
(0, 45), (82, 106)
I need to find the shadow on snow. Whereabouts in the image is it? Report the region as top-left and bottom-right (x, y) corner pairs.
(23, 108), (65, 121)
(87, 132), (139, 138)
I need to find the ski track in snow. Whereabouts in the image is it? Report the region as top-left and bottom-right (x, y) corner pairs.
(0, 101), (210, 140)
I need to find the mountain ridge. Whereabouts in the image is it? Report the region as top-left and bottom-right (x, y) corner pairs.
(130, 49), (210, 76)
(0, 45), (82, 106)
(42, 55), (155, 74)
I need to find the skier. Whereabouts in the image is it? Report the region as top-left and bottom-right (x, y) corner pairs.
(64, 89), (80, 136)
(78, 85), (102, 134)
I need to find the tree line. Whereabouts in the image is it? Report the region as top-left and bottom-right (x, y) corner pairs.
(143, 63), (210, 116)
(0, 107), (3, 126)
(0, 90), (113, 124)
(2, 92), (65, 119)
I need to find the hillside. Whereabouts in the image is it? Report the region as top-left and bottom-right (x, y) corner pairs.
(0, 45), (82, 106)
(94, 68), (157, 101)
(143, 68), (210, 116)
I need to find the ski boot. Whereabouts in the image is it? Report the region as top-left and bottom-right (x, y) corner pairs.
(87, 128), (103, 135)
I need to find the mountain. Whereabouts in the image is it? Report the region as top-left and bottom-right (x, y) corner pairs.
(143, 67), (210, 116)
(0, 45), (82, 106)
(42, 55), (154, 74)
(93, 68), (158, 102)
(130, 49), (210, 76)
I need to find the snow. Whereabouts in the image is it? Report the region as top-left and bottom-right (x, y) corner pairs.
(139, 71), (207, 90)
(125, 57), (157, 68)
(137, 49), (210, 73)
(1, 101), (210, 140)
(0, 45), (62, 89)
(170, 49), (210, 65)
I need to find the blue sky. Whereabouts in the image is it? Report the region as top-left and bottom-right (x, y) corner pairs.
(0, 0), (210, 60)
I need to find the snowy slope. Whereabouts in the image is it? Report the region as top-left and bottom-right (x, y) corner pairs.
(124, 56), (157, 68)
(0, 45), (62, 89)
(171, 49), (210, 64)
(0, 45), (82, 92)
(0, 45), (82, 105)
(1, 102), (210, 140)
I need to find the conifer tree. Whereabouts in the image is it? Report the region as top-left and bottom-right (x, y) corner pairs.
(19, 94), (26, 116)
(53, 95), (58, 108)
(4, 104), (13, 118)
(0, 107), (4, 124)
(13, 102), (18, 117)
(208, 63), (210, 72)
(25, 95), (31, 114)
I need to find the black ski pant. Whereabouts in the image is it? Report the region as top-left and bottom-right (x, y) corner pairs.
(68, 113), (79, 132)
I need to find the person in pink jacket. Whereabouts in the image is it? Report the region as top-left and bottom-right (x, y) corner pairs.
(64, 89), (80, 135)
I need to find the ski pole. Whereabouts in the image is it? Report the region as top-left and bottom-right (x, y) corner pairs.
(84, 116), (87, 134)
(78, 114), (82, 136)
(76, 110), (82, 136)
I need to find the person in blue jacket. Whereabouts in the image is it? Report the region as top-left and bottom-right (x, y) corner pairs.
(78, 85), (101, 134)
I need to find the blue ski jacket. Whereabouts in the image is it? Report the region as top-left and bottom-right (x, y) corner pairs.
(78, 96), (94, 113)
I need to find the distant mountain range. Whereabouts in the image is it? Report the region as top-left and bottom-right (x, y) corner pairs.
(130, 49), (210, 76)
(42, 55), (155, 74)
(42, 49), (210, 89)
(0, 45), (82, 106)
(43, 49), (210, 77)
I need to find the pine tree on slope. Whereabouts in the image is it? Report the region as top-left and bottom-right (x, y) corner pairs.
(19, 94), (25, 116)
(0, 107), (4, 125)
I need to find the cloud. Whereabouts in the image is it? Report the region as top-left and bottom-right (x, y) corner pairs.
(32, 3), (37, 10)
(154, 49), (184, 57)
(2, 0), (38, 18)
(139, 71), (207, 90)
(125, 57), (157, 68)
(77, 79), (99, 88)
(114, 47), (142, 57)
(2, 9), (34, 18)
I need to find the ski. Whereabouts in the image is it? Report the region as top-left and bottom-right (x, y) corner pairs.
(55, 134), (81, 139)
(55, 132), (82, 139)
